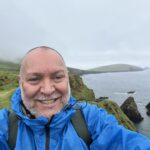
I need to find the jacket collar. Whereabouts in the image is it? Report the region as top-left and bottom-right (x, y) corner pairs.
(11, 87), (77, 129)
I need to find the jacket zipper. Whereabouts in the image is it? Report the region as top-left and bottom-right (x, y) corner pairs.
(45, 123), (50, 150)
(45, 117), (53, 150)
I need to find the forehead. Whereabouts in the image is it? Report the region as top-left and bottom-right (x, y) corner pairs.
(22, 49), (66, 74)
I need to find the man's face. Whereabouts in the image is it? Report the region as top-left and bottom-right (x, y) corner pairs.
(19, 49), (70, 119)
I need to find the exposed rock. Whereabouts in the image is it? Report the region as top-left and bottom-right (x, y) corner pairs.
(89, 100), (136, 131)
(146, 102), (150, 109)
(120, 97), (143, 123)
(95, 96), (109, 102)
(69, 73), (95, 100)
(145, 102), (150, 116)
(146, 111), (150, 116)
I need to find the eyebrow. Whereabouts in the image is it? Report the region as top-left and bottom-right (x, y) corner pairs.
(26, 73), (41, 76)
(26, 70), (66, 76)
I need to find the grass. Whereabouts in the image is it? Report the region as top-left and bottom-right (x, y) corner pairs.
(0, 70), (18, 90)
(0, 69), (18, 109)
(0, 88), (16, 109)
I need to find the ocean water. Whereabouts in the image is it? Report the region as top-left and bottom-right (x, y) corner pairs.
(82, 69), (150, 138)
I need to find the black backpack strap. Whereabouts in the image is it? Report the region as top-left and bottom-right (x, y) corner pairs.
(71, 105), (92, 147)
(8, 107), (92, 149)
(8, 111), (19, 150)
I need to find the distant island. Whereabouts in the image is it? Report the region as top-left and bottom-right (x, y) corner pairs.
(68, 64), (145, 75)
(0, 60), (145, 75)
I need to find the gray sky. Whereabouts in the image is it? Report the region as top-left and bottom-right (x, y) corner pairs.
(0, 0), (150, 69)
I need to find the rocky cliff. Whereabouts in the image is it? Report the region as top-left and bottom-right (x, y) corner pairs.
(69, 73), (95, 100)
(70, 74), (136, 131)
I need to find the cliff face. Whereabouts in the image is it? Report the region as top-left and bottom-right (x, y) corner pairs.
(90, 100), (136, 131)
(69, 73), (136, 131)
(69, 73), (95, 100)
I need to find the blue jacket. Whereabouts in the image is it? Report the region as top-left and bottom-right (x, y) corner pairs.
(0, 88), (150, 150)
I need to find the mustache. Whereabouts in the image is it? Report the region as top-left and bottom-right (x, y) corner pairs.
(34, 93), (61, 101)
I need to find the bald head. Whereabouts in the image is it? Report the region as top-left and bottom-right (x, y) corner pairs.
(19, 46), (67, 76)
(26, 46), (64, 61)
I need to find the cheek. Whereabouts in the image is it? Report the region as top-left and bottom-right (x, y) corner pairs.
(58, 81), (69, 95)
(21, 82), (40, 99)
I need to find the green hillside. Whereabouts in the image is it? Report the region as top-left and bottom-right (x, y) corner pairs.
(68, 67), (85, 75)
(0, 60), (20, 70)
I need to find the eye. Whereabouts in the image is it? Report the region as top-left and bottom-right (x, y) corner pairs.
(29, 78), (38, 81)
(27, 76), (40, 84)
(54, 74), (65, 82)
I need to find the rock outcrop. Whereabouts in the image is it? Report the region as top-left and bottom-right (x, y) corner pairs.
(120, 97), (143, 123)
(95, 96), (109, 102)
(146, 102), (150, 116)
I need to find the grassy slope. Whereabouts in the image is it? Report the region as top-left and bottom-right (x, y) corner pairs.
(0, 60), (20, 70)
(0, 70), (96, 108)
(69, 73), (95, 100)
(0, 88), (16, 109)
(92, 100), (136, 131)
(0, 62), (136, 131)
(0, 70), (18, 109)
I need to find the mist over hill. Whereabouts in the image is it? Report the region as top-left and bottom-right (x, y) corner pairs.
(0, 60), (20, 70)
(88, 64), (144, 73)
(0, 60), (144, 75)
(68, 64), (144, 75)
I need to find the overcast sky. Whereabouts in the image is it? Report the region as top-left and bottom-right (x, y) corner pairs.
(0, 0), (150, 69)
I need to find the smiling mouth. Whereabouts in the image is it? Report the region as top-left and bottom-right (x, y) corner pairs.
(36, 97), (61, 104)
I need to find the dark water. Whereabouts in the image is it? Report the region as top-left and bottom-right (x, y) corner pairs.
(82, 69), (150, 138)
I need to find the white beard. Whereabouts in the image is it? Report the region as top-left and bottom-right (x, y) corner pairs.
(20, 83), (71, 119)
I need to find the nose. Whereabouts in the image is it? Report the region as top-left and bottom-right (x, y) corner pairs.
(40, 79), (55, 95)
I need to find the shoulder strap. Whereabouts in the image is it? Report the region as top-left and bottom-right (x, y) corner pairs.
(8, 111), (18, 150)
(8, 108), (92, 149)
(71, 106), (92, 147)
